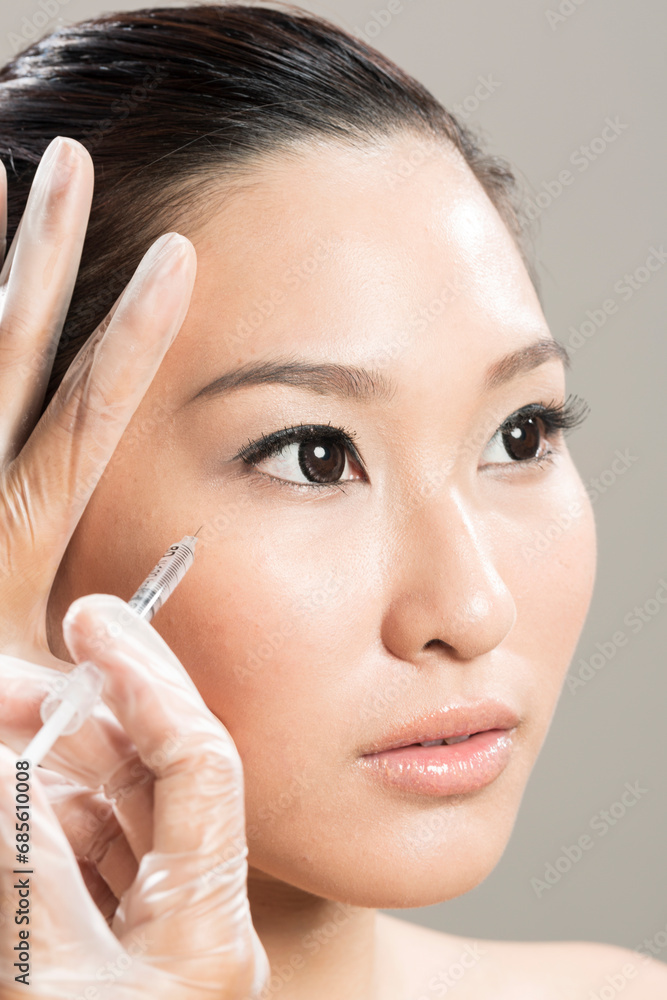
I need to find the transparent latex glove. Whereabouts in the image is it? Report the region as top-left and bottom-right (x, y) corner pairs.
(0, 593), (271, 999)
(0, 133), (196, 670)
(0, 654), (144, 921)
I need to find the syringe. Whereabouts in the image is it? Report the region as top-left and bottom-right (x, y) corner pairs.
(22, 532), (200, 767)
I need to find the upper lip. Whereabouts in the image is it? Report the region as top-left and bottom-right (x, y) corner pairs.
(360, 700), (520, 754)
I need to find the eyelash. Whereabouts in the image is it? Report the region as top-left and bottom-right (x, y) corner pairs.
(483, 394), (590, 471)
(233, 394), (590, 493)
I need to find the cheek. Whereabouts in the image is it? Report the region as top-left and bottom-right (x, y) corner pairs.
(153, 515), (379, 766)
(498, 462), (597, 736)
(152, 523), (378, 885)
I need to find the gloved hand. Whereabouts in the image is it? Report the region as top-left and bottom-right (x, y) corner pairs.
(0, 134), (199, 918)
(0, 136), (193, 668)
(0, 592), (270, 998)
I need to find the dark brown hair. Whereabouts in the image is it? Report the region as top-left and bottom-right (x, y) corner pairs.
(0, 1), (539, 414)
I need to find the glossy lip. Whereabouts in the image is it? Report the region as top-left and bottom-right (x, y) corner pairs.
(357, 728), (516, 796)
(359, 700), (520, 755)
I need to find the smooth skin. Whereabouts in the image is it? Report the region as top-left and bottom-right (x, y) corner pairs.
(0, 132), (664, 997)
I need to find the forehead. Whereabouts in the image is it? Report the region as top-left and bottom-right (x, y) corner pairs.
(172, 133), (546, 386)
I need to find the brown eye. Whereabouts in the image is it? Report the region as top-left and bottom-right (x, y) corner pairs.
(501, 415), (546, 461)
(298, 439), (347, 483)
(482, 413), (551, 465)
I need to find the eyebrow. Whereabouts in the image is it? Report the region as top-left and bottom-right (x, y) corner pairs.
(183, 337), (570, 407)
(481, 337), (570, 392)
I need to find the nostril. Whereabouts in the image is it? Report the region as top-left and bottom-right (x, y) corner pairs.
(423, 638), (447, 650)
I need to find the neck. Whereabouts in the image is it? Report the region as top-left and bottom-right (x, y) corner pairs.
(247, 868), (403, 1000)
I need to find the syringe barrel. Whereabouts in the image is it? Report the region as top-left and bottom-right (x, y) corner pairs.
(126, 534), (198, 621)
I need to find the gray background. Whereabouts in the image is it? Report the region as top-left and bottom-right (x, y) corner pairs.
(5, 0), (664, 954)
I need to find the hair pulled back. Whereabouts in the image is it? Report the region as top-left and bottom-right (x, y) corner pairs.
(0, 1), (538, 413)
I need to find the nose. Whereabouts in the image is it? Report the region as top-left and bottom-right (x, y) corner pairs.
(380, 487), (517, 663)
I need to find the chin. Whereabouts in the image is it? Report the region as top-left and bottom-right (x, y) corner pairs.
(352, 843), (509, 909)
(248, 797), (516, 909)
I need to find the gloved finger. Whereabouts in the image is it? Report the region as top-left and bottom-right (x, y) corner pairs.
(38, 768), (139, 900)
(36, 768), (127, 920)
(0, 653), (156, 863)
(7, 230), (196, 593)
(78, 856), (120, 926)
(0, 654), (135, 782)
(0, 742), (126, 994)
(63, 594), (270, 995)
(0, 136), (94, 459)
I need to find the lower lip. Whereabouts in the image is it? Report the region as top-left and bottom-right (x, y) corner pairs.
(358, 729), (515, 796)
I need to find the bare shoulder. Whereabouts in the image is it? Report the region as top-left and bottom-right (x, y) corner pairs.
(494, 938), (667, 998)
(376, 913), (667, 999)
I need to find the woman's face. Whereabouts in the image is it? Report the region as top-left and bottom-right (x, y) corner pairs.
(48, 133), (596, 907)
